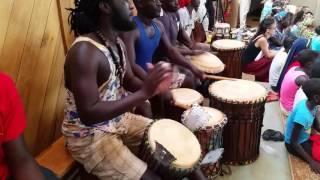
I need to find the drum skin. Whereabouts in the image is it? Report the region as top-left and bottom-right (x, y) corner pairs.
(139, 119), (201, 180)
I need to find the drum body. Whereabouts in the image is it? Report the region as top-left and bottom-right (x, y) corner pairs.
(209, 80), (267, 165)
(139, 119), (201, 180)
(212, 39), (245, 78)
(167, 88), (204, 121)
(182, 107), (227, 179)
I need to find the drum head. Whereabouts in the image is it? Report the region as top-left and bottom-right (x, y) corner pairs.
(183, 106), (226, 129)
(202, 107), (226, 127)
(171, 88), (204, 109)
(148, 119), (201, 169)
(212, 39), (245, 50)
(209, 79), (267, 103)
(190, 52), (225, 74)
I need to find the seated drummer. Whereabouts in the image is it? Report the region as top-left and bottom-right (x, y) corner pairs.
(120, 0), (204, 89)
(156, 0), (210, 57)
(241, 17), (277, 82)
(284, 79), (320, 174)
(63, 0), (205, 179)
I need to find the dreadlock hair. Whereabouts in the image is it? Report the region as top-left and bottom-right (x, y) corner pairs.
(68, 0), (103, 37)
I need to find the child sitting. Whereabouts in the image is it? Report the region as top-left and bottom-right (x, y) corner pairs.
(285, 79), (320, 174)
(280, 49), (318, 115)
(294, 60), (320, 109)
(310, 26), (320, 53)
(268, 36), (295, 97)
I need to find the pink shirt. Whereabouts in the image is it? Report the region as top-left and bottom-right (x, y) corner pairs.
(280, 67), (306, 112)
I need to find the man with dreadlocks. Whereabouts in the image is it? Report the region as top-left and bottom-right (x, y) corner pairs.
(62, 0), (175, 179)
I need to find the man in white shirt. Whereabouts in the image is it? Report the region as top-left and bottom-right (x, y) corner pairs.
(178, 0), (209, 37)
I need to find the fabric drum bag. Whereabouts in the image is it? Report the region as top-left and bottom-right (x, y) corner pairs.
(209, 80), (267, 165)
(139, 119), (201, 180)
(211, 39), (245, 78)
(182, 106), (227, 179)
(167, 88), (204, 121)
(190, 52), (225, 74)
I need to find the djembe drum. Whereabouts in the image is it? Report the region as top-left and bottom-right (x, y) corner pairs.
(211, 39), (245, 78)
(209, 80), (267, 165)
(214, 22), (230, 40)
(139, 119), (201, 180)
(190, 52), (225, 75)
(182, 106), (227, 179)
(167, 88), (204, 121)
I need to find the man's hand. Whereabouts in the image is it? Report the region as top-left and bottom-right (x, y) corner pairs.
(191, 49), (206, 56)
(141, 62), (173, 97)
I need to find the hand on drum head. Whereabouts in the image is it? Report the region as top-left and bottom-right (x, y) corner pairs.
(193, 43), (211, 52)
(142, 62), (173, 97)
(191, 49), (206, 56)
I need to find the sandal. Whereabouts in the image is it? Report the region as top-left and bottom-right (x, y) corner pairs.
(262, 129), (284, 141)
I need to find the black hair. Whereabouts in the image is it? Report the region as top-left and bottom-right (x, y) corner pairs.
(311, 60), (320, 78)
(283, 36), (296, 53)
(296, 49), (319, 67)
(282, 12), (294, 26)
(302, 78), (320, 100)
(315, 26), (320, 35)
(293, 10), (304, 24)
(68, 0), (105, 37)
(252, 17), (275, 40)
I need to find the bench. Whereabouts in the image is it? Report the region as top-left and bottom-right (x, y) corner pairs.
(36, 137), (76, 178)
(36, 137), (99, 179)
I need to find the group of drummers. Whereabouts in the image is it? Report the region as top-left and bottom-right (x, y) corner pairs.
(60, 0), (320, 179)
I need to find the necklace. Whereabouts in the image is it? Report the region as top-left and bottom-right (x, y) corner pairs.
(95, 30), (124, 85)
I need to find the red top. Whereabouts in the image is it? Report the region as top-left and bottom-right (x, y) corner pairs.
(0, 73), (26, 179)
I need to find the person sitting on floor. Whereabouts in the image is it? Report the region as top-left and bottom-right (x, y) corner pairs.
(285, 79), (320, 174)
(294, 60), (320, 109)
(275, 37), (310, 92)
(241, 17), (277, 82)
(268, 12), (293, 51)
(310, 26), (320, 53)
(280, 49), (318, 115)
(268, 36), (295, 98)
(62, 0), (205, 179)
(260, 0), (273, 22)
(0, 72), (51, 180)
(156, 0), (210, 57)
